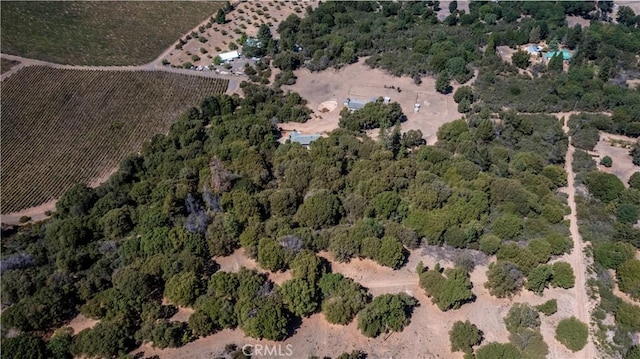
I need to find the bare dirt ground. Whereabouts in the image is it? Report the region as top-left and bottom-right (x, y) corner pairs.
(65, 314), (99, 335)
(566, 15), (591, 28)
(281, 60), (462, 144)
(136, 246), (586, 359)
(593, 132), (639, 187)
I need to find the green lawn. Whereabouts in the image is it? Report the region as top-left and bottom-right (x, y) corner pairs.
(0, 1), (222, 65)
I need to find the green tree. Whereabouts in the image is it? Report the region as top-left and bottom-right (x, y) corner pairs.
(629, 172), (640, 189)
(485, 261), (524, 298)
(548, 53), (563, 72)
(550, 262), (575, 289)
(555, 317), (588, 352)
(215, 8), (226, 24)
(585, 170), (625, 202)
(492, 213), (523, 240)
(280, 278), (318, 317)
(616, 302), (640, 330)
(512, 50), (531, 69)
(1, 333), (48, 359)
(617, 6), (638, 26)
(600, 156), (613, 167)
(357, 293), (417, 338)
(449, 320), (482, 354)
(318, 273), (370, 325)
(479, 234), (502, 255)
(617, 259), (640, 300)
(47, 328), (73, 359)
(476, 342), (521, 359)
(536, 299), (557, 316)
(617, 203), (639, 224)
(436, 73), (452, 94)
(526, 265), (553, 295)
(295, 191), (343, 229)
(375, 236), (406, 269)
(505, 303), (540, 332)
(164, 271), (202, 307)
(100, 207), (133, 239)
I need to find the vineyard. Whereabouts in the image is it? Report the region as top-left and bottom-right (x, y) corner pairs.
(1, 58), (19, 74)
(0, 1), (222, 65)
(1, 66), (228, 214)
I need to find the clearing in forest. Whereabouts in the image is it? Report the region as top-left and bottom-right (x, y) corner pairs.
(0, 66), (228, 214)
(0, 1), (222, 65)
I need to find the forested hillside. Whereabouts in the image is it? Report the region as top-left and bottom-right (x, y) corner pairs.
(2, 1), (640, 358)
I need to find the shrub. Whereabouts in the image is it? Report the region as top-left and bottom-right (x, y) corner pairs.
(600, 156), (613, 167)
(555, 317), (588, 352)
(161, 59), (170, 65)
(182, 62), (193, 69)
(18, 215), (31, 223)
(191, 55), (201, 62)
(200, 48), (208, 54)
(536, 299), (557, 316)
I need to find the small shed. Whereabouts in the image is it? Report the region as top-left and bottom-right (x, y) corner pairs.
(289, 131), (321, 147)
(219, 50), (240, 63)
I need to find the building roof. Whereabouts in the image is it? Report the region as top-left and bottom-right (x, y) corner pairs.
(526, 45), (542, 53)
(344, 98), (371, 111)
(219, 50), (240, 62)
(289, 131), (321, 146)
(545, 50), (572, 60)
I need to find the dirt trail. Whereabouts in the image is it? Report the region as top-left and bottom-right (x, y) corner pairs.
(560, 115), (598, 359)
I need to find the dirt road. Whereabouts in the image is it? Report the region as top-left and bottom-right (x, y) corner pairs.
(560, 116), (598, 359)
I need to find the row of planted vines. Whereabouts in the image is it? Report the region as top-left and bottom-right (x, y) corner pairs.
(1, 66), (228, 213)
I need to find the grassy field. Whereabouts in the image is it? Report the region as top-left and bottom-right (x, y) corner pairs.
(0, 1), (222, 65)
(1, 67), (228, 213)
(1, 58), (20, 74)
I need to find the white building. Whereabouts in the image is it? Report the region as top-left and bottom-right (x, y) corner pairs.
(218, 50), (240, 63)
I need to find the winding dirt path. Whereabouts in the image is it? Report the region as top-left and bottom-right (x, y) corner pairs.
(560, 116), (598, 359)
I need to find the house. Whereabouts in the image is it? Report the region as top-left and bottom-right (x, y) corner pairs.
(343, 98), (373, 111)
(289, 131), (321, 147)
(545, 50), (572, 61)
(218, 50), (240, 63)
(525, 45), (543, 55)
